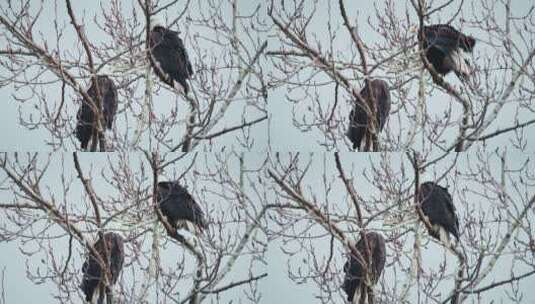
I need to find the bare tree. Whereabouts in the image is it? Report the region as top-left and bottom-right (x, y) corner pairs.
(266, 0), (535, 151)
(0, 0), (268, 151)
(263, 151), (535, 303)
(1, 1), (535, 303)
(0, 151), (268, 303)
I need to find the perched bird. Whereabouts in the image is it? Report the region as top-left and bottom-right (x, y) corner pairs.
(149, 18), (194, 93)
(419, 24), (476, 80)
(75, 75), (118, 150)
(157, 181), (208, 233)
(342, 232), (386, 304)
(418, 181), (460, 246)
(346, 79), (391, 151)
(80, 232), (124, 304)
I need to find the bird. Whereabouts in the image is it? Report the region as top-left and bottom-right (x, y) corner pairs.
(419, 24), (476, 80)
(346, 79), (391, 151)
(156, 181), (208, 233)
(418, 181), (460, 247)
(75, 75), (118, 150)
(342, 232), (386, 304)
(80, 232), (124, 304)
(149, 18), (194, 94)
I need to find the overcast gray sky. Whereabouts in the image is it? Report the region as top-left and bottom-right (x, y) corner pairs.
(0, 0), (268, 151)
(1, 0), (534, 303)
(1, 1), (533, 152)
(1, 151), (534, 303)
(268, 0), (535, 152)
(262, 152), (535, 303)
(0, 152), (268, 303)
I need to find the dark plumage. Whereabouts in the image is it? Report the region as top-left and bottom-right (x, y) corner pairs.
(418, 182), (460, 245)
(157, 181), (208, 232)
(80, 232), (124, 304)
(419, 24), (476, 79)
(342, 232), (386, 303)
(149, 22), (193, 93)
(346, 79), (391, 151)
(75, 75), (118, 150)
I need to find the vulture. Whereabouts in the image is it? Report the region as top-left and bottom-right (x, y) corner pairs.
(342, 232), (386, 304)
(75, 75), (118, 150)
(149, 18), (194, 93)
(419, 24), (476, 80)
(80, 232), (124, 304)
(418, 181), (460, 246)
(157, 181), (208, 233)
(346, 79), (391, 151)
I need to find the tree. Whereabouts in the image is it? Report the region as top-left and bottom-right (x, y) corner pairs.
(0, 0), (268, 151)
(0, 152), (268, 303)
(1, 1), (535, 303)
(266, 0), (535, 151)
(264, 151), (535, 303)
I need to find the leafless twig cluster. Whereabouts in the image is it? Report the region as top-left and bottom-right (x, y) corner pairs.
(1, 0), (534, 303)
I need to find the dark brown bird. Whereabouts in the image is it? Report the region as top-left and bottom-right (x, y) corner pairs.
(149, 18), (193, 93)
(80, 232), (124, 304)
(157, 181), (208, 233)
(75, 75), (118, 150)
(418, 181), (460, 246)
(419, 24), (476, 80)
(346, 79), (391, 151)
(342, 232), (386, 303)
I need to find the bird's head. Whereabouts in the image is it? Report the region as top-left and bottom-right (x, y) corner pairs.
(408, 25), (419, 34)
(150, 16), (164, 30)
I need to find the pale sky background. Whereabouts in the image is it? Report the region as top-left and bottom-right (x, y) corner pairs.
(263, 152), (535, 303)
(0, 1), (533, 152)
(268, 0), (535, 152)
(0, 153), (268, 303)
(1, 0), (534, 303)
(0, 0), (268, 152)
(1, 152), (534, 303)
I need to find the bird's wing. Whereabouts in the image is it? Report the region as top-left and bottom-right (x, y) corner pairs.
(82, 259), (89, 274)
(440, 186), (460, 236)
(184, 193), (206, 227)
(103, 80), (118, 129)
(342, 255), (362, 301)
(110, 236), (124, 284)
(163, 30), (193, 77)
(424, 185), (459, 238)
(425, 25), (475, 52)
(374, 81), (391, 130)
(176, 36), (194, 76)
(150, 30), (182, 76)
(347, 103), (368, 150)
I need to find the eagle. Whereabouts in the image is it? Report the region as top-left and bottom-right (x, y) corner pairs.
(342, 232), (386, 304)
(80, 232), (124, 304)
(149, 18), (194, 93)
(346, 79), (391, 151)
(157, 181), (208, 233)
(75, 75), (118, 151)
(418, 181), (460, 247)
(419, 24), (476, 80)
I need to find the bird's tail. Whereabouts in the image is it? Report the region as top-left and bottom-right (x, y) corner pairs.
(438, 226), (452, 247)
(177, 220), (207, 236)
(452, 227), (460, 242)
(198, 217), (208, 232)
(449, 49), (472, 80)
(351, 287), (361, 304)
(172, 77), (189, 94)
